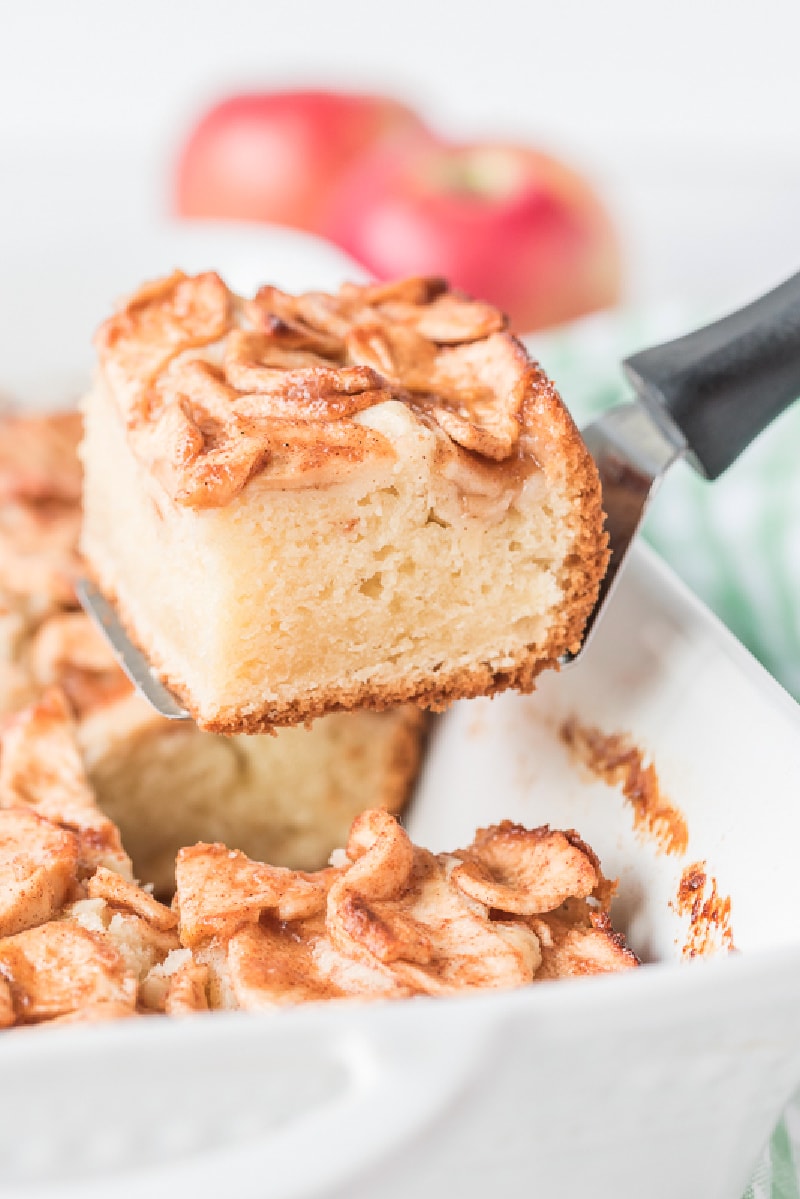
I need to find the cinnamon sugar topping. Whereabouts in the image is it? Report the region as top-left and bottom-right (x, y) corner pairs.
(94, 272), (544, 507)
(95, 271), (232, 423)
(450, 821), (599, 915)
(178, 807), (637, 1005)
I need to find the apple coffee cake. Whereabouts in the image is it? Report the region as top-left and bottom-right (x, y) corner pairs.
(0, 411), (424, 892)
(81, 272), (608, 733)
(0, 693), (636, 1028)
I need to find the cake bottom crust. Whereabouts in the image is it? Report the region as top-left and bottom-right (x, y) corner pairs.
(90, 566), (592, 734)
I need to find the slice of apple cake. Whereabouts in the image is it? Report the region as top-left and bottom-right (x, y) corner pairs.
(81, 272), (608, 733)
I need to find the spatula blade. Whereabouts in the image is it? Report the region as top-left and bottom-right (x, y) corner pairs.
(75, 577), (190, 720)
(563, 399), (684, 664)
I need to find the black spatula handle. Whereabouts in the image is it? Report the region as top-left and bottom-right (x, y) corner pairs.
(622, 270), (800, 480)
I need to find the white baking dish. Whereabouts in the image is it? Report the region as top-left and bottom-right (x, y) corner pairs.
(2, 224), (799, 1199)
(2, 542), (799, 1199)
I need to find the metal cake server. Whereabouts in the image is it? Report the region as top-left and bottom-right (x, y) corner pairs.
(563, 267), (800, 663)
(75, 578), (191, 719)
(77, 270), (800, 718)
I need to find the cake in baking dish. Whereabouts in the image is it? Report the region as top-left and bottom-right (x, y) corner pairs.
(81, 272), (608, 733)
(0, 412), (424, 892)
(0, 410), (84, 715)
(0, 694), (637, 1028)
(178, 809), (638, 1010)
(0, 692), (180, 1025)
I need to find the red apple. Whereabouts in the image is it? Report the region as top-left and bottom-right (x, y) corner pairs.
(175, 90), (430, 232)
(321, 138), (622, 332)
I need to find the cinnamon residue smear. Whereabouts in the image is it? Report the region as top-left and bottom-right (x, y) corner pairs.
(559, 718), (688, 856)
(675, 863), (735, 959)
(559, 717), (735, 958)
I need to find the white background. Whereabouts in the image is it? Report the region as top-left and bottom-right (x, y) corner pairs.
(1, 0), (800, 311)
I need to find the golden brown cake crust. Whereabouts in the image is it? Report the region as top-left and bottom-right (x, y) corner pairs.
(89, 274), (608, 733)
(153, 637), (564, 734)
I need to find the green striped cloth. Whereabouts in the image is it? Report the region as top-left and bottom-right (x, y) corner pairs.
(527, 310), (800, 1199)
